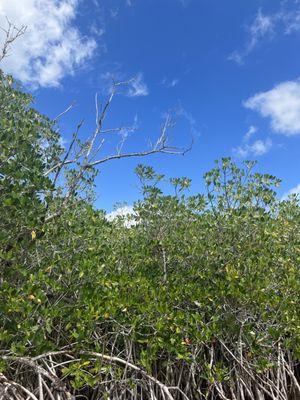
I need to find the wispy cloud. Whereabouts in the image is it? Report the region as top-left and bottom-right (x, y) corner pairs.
(178, 0), (191, 6)
(233, 125), (272, 158)
(229, 5), (300, 64)
(0, 0), (97, 88)
(282, 183), (300, 200)
(100, 70), (149, 98)
(233, 138), (272, 158)
(228, 9), (274, 64)
(127, 73), (149, 97)
(161, 77), (179, 88)
(244, 79), (300, 136)
(175, 105), (200, 137)
(90, 23), (105, 37)
(243, 125), (257, 142)
(110, 8), (119, 19)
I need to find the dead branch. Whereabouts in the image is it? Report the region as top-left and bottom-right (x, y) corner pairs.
(43, 80), (191, 222)
(1, 356), (71, 398)
(0, 18), (27, 63)
(2, 351), (175, 400)
(0, 373), (38, 400)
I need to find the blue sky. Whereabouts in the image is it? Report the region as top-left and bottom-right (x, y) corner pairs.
(1, 0), (300, 211)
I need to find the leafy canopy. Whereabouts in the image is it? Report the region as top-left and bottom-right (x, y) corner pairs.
(1, 72), (300, 400)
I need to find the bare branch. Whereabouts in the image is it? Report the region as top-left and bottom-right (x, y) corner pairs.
(1, 356), (72, 399)
(52, 120), (83, 186)
(54, 102), (75, 122)
(80, 350), (175, 400)
(7, 350), (175, 400)
(0, 18), (27, 63)
(42, 79), (191, 222)
(88, 145), (187, 168)
(0, 373), (39, 400)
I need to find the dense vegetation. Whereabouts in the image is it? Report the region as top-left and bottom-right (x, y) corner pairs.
(0, 70), (299, 400)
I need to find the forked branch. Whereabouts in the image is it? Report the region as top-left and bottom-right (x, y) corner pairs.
(44, 80), (191, 221)
(0, 18), (27, 63)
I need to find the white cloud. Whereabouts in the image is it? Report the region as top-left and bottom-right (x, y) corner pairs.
(229, 6), (300, 64)
(176, 105), (199, 136)
(233, 138), (272, 158)
(243, 125), (257, 141)
(244, 79), (300, 136)
(110, 8), (119, 19)
(248, 9), (274, 44)
(0, 0), (97, 87)
(282, 183), (300, 200)
(161, 77), (179, 88)
(233, 125), (271, 158)
(100, 71), (149, 98)
(106, 205), (136, 227)
(127, 73), (149, 97)
(228, 9), (274, 64)
(170, 78), (179, 87)
(250, 138), (272, 155)
(107, 205), (134, 220)
(281, 8), (300, 34)
(90, 23), (105, 37)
